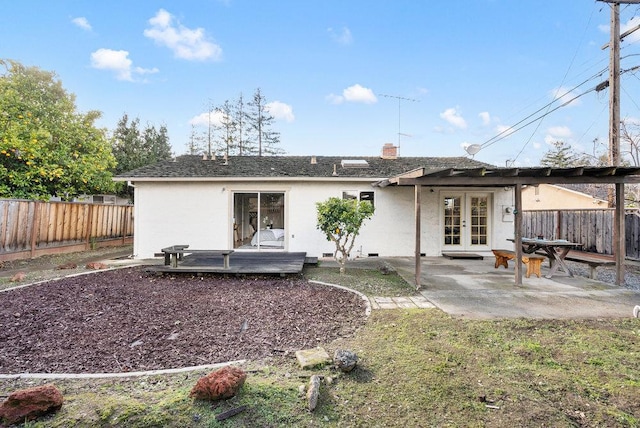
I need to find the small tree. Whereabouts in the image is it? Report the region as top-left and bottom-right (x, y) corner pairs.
(316, 197), (375, 274)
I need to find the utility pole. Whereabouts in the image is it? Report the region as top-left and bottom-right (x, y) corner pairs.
(597, 0), (640, 285)
(379, 94), (418, 156)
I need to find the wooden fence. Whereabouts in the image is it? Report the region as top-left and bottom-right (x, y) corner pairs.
(0, 199), (134, 262)
(522, 209), (640, 259)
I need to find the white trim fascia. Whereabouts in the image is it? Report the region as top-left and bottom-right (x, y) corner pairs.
(114, 176), (385, 183)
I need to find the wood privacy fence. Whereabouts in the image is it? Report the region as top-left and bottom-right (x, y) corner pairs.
(522, 209), (640, 259)
(0, 199), (134, 262)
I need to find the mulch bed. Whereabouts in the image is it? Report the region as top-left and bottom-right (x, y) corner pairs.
(0, 267), (367, 374)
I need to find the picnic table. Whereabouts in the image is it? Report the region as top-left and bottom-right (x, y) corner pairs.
(161, 245), (234, 269)
(508, 238), (582, 278)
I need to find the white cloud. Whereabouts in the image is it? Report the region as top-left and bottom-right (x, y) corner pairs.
(144, 9), (222, 61)
(72, 17), (92, 31)
(328, 84), (377, 104)
(344, 84), (376, 103)
(440, 107), (467, 129)
(479, 111), (491, 126)
(90, 49), (158, 81)
(546, 125), (572, 139)
(327, 26), (353, 45)
(266, 101), (295, 122)
(622, 17), (640, 43)
(189, 110), (225, 127)
(550, 86), (581, 107)
(495, 124), (516, 139)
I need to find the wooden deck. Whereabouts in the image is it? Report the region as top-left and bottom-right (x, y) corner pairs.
(148, 251), (308, 275)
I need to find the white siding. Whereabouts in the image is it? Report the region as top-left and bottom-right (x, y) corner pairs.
(132, 180), (515, 259)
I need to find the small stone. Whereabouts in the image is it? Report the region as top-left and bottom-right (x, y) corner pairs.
(0, 384), (63, 426)
(56, 262), (77, 270)
(190, 366), (246, 401)
(298, 384), (306, 397)
(85, 262), (108, 270)
(333, 349), (358, 372)
(307, 375), (321, 411)
(10, 272), (26, 282)
(325, 376), (333, 385)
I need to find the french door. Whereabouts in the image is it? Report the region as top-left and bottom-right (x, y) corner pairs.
(442, 193), (490, 251)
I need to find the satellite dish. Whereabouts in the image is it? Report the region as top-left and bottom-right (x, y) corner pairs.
(465, 144), (481, 155)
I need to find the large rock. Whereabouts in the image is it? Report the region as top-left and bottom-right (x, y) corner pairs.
(0, 384), (63, 426)
(334, 349), (358, 372)
(190, 366), (247, 401)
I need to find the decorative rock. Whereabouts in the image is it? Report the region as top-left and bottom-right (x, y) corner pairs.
(298, 384), (306, 397)
(190, 366), (247, 401)
(295, 347), (331, 369)
(10, 272), (26, 282)
(0, 384), (63, 426)
(56, 262), (77, 270)
(307, 375), (321, 411)
(86, 262), (108, 270)
(334, 349), (358, 372)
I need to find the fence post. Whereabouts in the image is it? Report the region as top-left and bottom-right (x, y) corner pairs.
(29, 201), (40, 258)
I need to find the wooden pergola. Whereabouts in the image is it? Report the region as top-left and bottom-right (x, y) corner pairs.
(374, 166), (640, 287)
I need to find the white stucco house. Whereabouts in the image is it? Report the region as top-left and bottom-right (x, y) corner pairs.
(115, 146), (517, 260)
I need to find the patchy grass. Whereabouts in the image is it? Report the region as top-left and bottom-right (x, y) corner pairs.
(302, 264), (415, 297)
(2, 261), (639, 427)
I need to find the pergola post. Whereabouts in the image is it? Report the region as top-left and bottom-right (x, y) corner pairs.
(415, 184), (422, 290)
(615, 183), (625, 286)
(514, 184), (523, 286)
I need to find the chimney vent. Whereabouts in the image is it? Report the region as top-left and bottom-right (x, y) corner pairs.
(381, 143), (398, 159)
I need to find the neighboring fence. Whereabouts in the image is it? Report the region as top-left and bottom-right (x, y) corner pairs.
(522, 209), (640, 259)
(0, 199), (134, 262)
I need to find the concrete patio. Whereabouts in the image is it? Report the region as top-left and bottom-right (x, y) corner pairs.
(344, 255), (640, 319)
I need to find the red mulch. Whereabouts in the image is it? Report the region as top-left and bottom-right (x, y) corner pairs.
(0, 267), (367, 374)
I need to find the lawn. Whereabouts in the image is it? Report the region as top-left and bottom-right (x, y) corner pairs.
(1, 263), (638, 427)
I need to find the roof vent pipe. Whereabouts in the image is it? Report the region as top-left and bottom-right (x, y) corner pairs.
(311, 156), (317, 164)
(332, 164), (338, 176)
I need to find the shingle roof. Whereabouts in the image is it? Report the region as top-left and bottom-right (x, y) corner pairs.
(115, 155), (494, 180)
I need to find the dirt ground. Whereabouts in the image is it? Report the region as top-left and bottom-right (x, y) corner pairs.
(0, 253), (368, 374)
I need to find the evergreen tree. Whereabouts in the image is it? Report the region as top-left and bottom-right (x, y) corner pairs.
(539, 141), (579, 167)
(246, 88), (283, 156)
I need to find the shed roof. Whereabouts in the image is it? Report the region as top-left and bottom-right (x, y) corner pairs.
(114, 155), (493, 181)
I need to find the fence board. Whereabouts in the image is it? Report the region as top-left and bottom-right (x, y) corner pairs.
(0, 199), (134, 261)
(522, 209), (640, 259)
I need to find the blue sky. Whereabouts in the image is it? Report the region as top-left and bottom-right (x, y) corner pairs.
(1, 1), (639, 166)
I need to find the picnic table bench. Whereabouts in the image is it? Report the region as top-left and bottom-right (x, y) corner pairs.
(562, 250), (615, 279)
(492, 249), (545, 278)
(161, 245), (234, 269)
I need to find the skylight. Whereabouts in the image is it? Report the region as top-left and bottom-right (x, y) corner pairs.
(341, 159), (369, 168)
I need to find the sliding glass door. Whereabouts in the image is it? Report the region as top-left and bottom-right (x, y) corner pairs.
(233, 192), (285, 250)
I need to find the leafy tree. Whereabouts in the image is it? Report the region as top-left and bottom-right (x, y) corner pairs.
(0, 59), (116, 200)
(111, 114), (172, 175)
(316, 197), (375, 274)
(246, 88), (284, 156)
(539, 141), (579, 167)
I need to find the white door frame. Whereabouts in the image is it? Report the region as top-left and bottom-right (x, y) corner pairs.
(441, 191), (492, 252)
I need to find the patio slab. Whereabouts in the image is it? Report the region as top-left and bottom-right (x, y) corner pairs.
(372, 256), (640, 319)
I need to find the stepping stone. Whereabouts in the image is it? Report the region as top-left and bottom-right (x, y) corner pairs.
(409, 295), (436, 309)
(295, 347), (331, 369)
